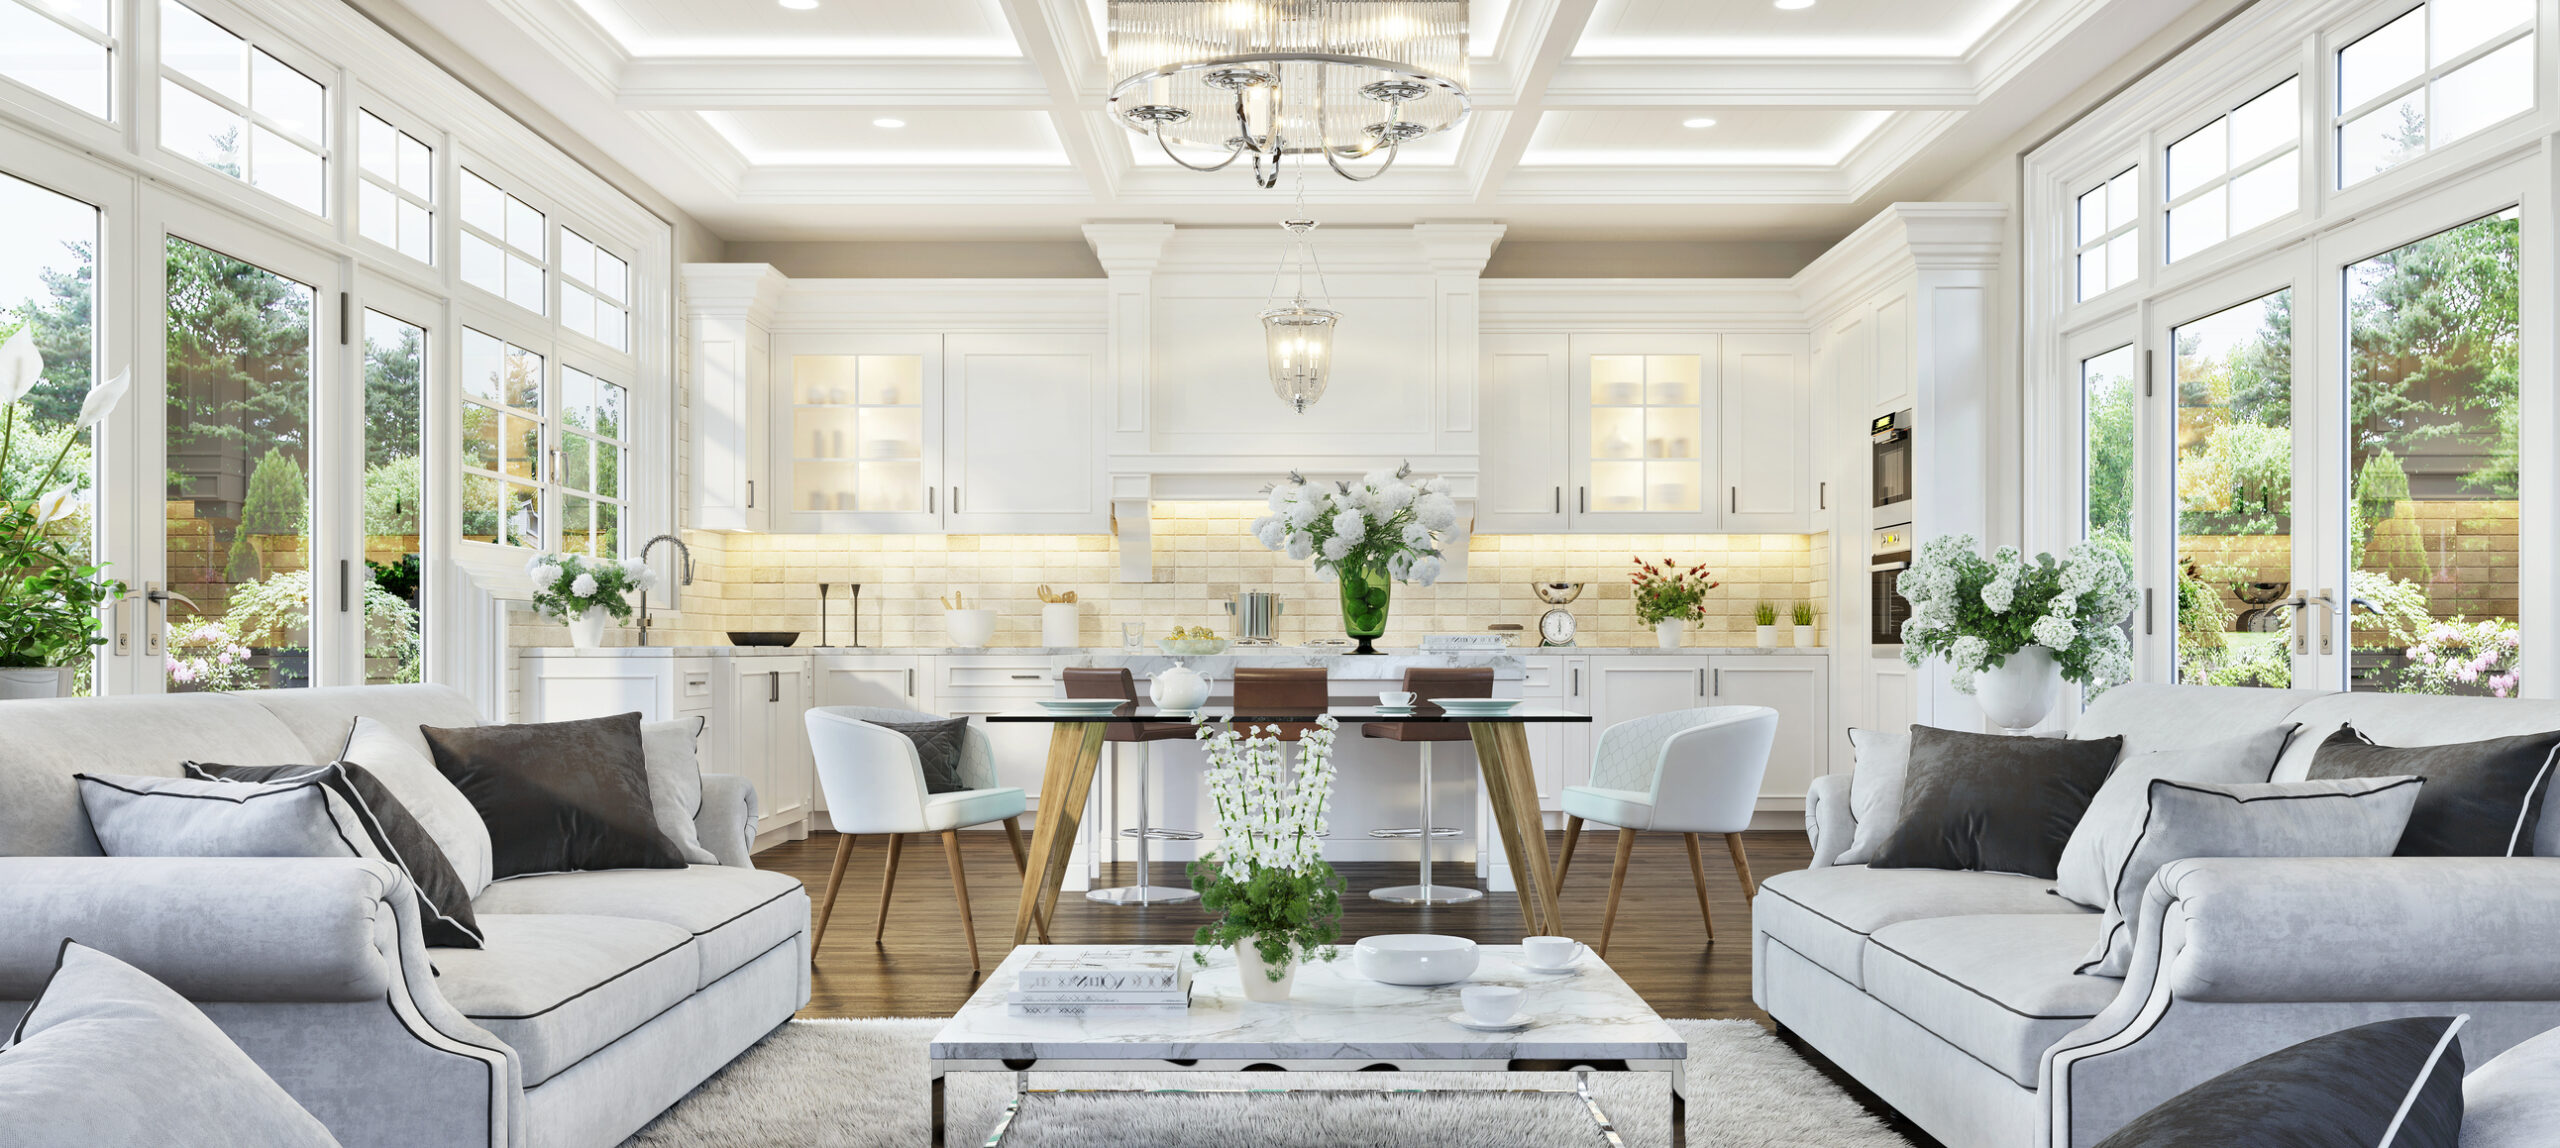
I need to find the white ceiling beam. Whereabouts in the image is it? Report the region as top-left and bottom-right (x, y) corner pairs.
(617, 58), (1051, 109)
(1468, 0), (1604, 205)
(1543, 57), (1980, 110)
(996, 0), (1122, 202)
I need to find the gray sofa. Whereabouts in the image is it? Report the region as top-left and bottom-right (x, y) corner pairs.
(0, 685), (812, 1148)
(1755, 684), (2560, 1148)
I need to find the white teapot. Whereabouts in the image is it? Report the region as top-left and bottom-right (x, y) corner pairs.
(1148, 663), (1211, 713)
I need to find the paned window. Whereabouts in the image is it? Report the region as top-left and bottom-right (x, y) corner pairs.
(559, 227), (626, 351)
(2337, 0), (2535, 187)
(157, 0), (325, 215)
(2074, 167), (2138, 300)
(2166, 77), (2300, 263)
(0, 0), (111, 119)
(2082, 345), (2136, 548)
(460, 327), (543, 548)
(557, 365), (625, 556)
(460, 167), (545, 314)
(357, 111), (433, 264)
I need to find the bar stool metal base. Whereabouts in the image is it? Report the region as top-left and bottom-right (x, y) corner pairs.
(1085, 743), (1202, 907)
(1361, 742), (1483, 905)
(1368, 883), (1484, 905)
(1086, 885), (1201, 905)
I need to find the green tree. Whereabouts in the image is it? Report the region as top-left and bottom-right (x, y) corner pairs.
(2348, 211), (2520, 496)
(239, 447), (307, 536)
(364, 324), (422, 468)
(164, 237), (311, 500)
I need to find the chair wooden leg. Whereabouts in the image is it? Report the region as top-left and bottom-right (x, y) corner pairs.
(810, 833), (856, 960)
(1002, 817), (1053, 944)
(1725, 833), (1758, 900)
(873, 833), (905, 943)
(1555, 816), (1584, 893)
(1683, 833), (1716, 940)
(942, 830), (981, 972)
(1598, 827), (1638, 959)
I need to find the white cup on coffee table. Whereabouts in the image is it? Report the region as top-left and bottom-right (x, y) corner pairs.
(1379, 691), (1416, 708)
(1522, 936), (1586, 968)
(1460, 985), (1524, 1025)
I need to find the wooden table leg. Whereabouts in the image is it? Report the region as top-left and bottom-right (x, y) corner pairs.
(1012, 722), (1106, 946)
(1469, 722), (1546, 936)
(1490, 722), (1563, 938)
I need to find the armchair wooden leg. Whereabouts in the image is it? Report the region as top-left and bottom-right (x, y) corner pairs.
(1555, 816), (1585, 893)
(1001, 818), (1053, 944)
(874, 834), (905, 944)
(1598, 827), (1638, 958)
(1725, 833), (1758, 900)
(942, 830), (981, 972)
(1682, 833), (1716, 940)
(811, 833), (856, 960)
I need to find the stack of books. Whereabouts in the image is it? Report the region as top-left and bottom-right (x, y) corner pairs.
(1007, 947), (1193, 1018)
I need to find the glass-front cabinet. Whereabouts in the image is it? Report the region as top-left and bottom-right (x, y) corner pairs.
(770, 333), (943, 532)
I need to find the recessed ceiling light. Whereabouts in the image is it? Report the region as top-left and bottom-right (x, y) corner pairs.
(778, 0), (817, 9)
(1683, 117), (1718, 129)
(1774, 0), (1815, 9)
(873, 118), (906, 129)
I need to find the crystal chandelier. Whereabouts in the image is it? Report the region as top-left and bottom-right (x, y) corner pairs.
(1261, 217), (1338, 412)
(1108, 1), (1471, 186)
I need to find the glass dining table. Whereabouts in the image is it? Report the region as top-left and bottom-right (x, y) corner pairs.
(983, 706), (1594, 946)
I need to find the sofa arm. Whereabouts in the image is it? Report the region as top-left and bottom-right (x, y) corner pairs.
(0, 856), (403, 1000)
(1805, 772), (1854, 868)
(2152, 856), (2560, 1002)
(698, 772), (760, 868)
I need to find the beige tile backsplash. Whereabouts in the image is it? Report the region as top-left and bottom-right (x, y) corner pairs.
(543, 503), (1827, 650)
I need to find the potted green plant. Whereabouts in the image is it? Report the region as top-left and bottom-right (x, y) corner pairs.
(0, 326), (127, 698)
(1189, 715), (1344, 1002)
(1754, 602), (1781, 647)
(1631, 556), (1717, 649)
(1252, 465), (1456, 654)
(524, 551), (659, 648)
(1897, 534), (2139, 732)
(1792, 601), (1819, 647)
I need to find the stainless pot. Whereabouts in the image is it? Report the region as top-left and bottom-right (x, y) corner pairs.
(1224, 591), (1285, 643)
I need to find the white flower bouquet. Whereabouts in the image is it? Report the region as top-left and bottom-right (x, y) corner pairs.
(1253, 464), (1458, 652)
(525, 551), (659, 624)
(1187, 716), (1345, 982)
(1897, 535), (2138, 694)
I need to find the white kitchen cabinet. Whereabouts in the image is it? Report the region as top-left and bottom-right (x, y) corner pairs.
(722, 658), (814, 837)
(1706, 654), (1829, 806)
(682, 265), (785, 532)
(934, 656), (1060, 804)
(1718, 333), (1813, 533)
(1568, 334), (1721, 532)
(944, 333), (1109, 533)
(1515, 656), (1591, 812)
(1476, 334), (1571, 532)
(771, 333), (944, 532)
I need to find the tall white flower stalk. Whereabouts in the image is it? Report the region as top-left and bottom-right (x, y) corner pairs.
(1187, 715), (1346, 978)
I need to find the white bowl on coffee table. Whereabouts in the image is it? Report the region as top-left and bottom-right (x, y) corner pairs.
(1351, 935), (1480, 986)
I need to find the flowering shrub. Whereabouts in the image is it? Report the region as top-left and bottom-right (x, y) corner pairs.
(1188, 715), (1344, 980)
(1631, 556), (1719, 626)
(2402, 618), (2521, 697)
(166, 622), (255, 690)
(1252, 464), (1456, 585)
(1898, 535), (2139, 694)
(525, 551), (658, 623)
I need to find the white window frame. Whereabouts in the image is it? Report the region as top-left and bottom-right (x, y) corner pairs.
(2162, 73), (2307, 265)
(2330, 0), (2538, 191)
(352, 101), (435, 267)
(0, 0), (116, 124)
(153, 0), (333, 217)
(2072, 164), (2142, 301)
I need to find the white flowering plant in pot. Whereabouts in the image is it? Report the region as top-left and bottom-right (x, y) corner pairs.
(525, 551), (658, 646)
(1188, 715), (1344, 1000)
(1252, 463), (1459, 653)
(1897, 535), (2138, 698)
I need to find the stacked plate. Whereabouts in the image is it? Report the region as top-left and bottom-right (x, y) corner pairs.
(1431, 698), (1521, 717)
(1035, 699), (1127, 716)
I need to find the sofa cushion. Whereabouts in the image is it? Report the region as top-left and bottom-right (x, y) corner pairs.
(1756, 865), (2093, 988)
(428, 914), (697, 1087)
(470, 865), (806, 989)
(1863, 914), (2118, 1087)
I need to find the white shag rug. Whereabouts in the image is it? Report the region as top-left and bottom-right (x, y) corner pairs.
(622, 1018), (1911, 1148)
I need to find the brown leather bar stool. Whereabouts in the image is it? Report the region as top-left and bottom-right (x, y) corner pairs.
(1062, 668), (1200, 906)
(1230, 667), (1331, 743)
(1360, 667), (1494, 905)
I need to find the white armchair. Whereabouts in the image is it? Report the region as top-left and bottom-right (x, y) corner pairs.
(805, 706), (1038, 971)
(1554, 706), (1777, 956)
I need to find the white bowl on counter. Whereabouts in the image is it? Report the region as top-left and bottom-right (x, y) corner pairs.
(944, 608), (997, 648)
(1352, 934), (1480, 986)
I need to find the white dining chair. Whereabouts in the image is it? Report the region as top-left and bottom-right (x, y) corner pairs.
(805, 706), (1042, 972)
(1552, 706), (1778, 957)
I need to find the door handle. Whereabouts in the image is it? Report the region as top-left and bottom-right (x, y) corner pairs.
(338, 560), (350, 614)
(2272, 592), (2338, 656)
(143, 583), (199, 658)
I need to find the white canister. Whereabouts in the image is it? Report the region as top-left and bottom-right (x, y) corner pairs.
(945, 609), (997, 649)
(1040, 603), (1079, 648)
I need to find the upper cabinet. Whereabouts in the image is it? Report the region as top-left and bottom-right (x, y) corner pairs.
(944, 333), (1110, 534)
(684, 265), (787, 532)
(1477, 331), (1813, 534)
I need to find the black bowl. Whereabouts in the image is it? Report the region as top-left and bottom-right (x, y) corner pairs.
(727, 631), (800, 648)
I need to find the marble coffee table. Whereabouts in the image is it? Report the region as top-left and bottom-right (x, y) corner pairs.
(929, 944), (1688, 1147)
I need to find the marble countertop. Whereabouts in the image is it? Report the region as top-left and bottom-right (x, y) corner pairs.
(929, 945), (1684, 1064)
(521, 643), (1826, 659)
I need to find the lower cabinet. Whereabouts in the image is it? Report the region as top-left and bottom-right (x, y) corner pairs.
(1587, 654), (1829, 808)
(811, 655), (924, 813)
(722, 659), (815, 839)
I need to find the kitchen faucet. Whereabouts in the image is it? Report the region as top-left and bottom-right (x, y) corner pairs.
(635, 534), (694, 646)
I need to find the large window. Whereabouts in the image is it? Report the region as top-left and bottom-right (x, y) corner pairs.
(357, 110), (433, 265)
(2074, 168), (2138, 300)
(559, 228), (625, 351)
(2337, 0), (2535, 187)
(460, 167), (546, 314)
(0, 171), (101, 694)
(158, 0), (326, 215)
(0, 0), (112, 119)
(362, 310), (424, 685)
(557, 365), (624, 557)
(2171, 289), (2295, 689)
(2081, 345), (2136, 549)
(460, 327), (543, 549)
(2167, 77), (2300, 263)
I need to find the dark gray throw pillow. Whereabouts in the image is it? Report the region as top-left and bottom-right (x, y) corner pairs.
(2092, 1015), (2465, 1148)
(1867, 725), (2124, 878)
(421, 712), (687, 880)
(2307, 724), (2560, 856)
(185, 761), (483, 949)
(876, 717), (973, 794)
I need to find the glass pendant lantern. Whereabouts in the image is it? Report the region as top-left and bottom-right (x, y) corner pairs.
(1262, 217), (1338, 413)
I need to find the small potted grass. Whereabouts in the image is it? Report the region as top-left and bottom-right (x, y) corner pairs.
(1755, 602), (1780, 648)
(1792, 601), (1819, 648)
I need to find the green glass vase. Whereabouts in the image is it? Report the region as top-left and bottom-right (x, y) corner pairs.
(1338, 562), (1392, 654)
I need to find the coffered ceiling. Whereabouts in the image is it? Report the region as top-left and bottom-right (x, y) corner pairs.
(399, 0), (2209, 244)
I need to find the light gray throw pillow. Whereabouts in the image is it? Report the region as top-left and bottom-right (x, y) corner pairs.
(2078, 776), (2423, 978)
(75, 774), (376, 861)
(2462, 1022), (2560, 1148)
(1834, 727), (1909, 866)
(0, 941), (343, 1147)
(642, 716), (717, 865)
(342, 715), (495, 896)
(2054, 724), (2296, 908)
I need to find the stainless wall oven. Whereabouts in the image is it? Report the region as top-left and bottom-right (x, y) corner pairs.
(1870, 525), (1912, 647)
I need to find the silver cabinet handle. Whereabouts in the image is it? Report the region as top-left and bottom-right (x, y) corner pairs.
(928, 486), (936, 514)
(1713, 667), (1722, 696)
(769, 670), (780, 703)
(1819, 481), (1826, 510)
(746, 479), (755, 509)
(906, 667), (915, 696)
(1570, 666), (1580, 697)
(1011, 673), (1040, 681)
(1553, 486), (1561, 514)
(1730, 487), (1738, 514)
(952, 486), (960, 513)
(1578, 487), (1587, 514)
(1698, 667), (1706, 696)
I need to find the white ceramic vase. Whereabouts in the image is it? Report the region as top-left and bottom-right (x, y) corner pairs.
(1653, 619), (1685, 649)
(1976, 644), (2064, 733)
(565, 605), (610, 649)
(1756, 624), (1779, 648)
(0, 666), (73, 700)
(1794, 624), (1820, 648)
(1234, 941), (1298, 1003)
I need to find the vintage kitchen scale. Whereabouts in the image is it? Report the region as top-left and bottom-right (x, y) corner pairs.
(1532, 582), (1585, 646)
